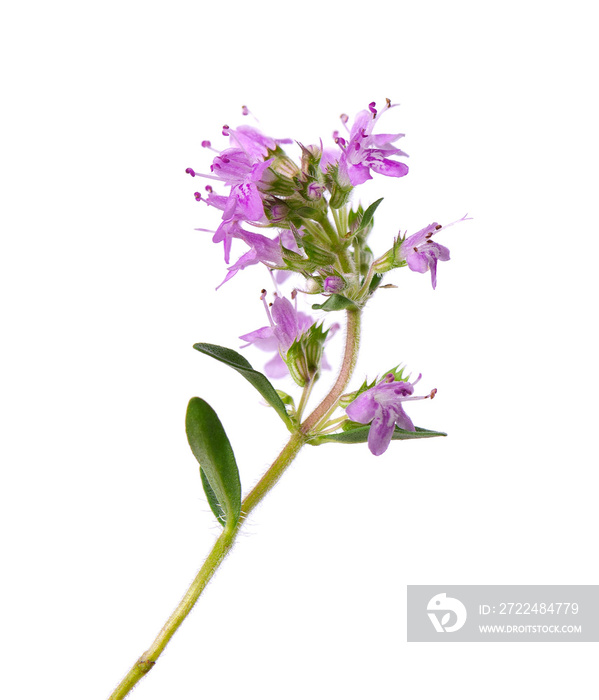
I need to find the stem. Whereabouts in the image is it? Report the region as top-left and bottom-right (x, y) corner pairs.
(319, 214), (340, 246)
(358, 263), (376, 300)
(108, 308), (361, 700)
(108, 433), (305, 700)
(295, 378), (314, 423)
(301, 308), (361, 434)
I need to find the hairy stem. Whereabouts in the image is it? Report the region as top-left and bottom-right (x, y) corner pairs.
(107, 308), (361, 700)
(295, 378), (314, 423)
(301, 308), (361, 434)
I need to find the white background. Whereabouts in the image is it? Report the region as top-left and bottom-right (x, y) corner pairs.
(1, 1), (598, 698)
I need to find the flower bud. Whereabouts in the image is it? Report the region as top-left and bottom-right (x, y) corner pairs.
(285, 323), (330, 387)
(324, 276), (345, 293)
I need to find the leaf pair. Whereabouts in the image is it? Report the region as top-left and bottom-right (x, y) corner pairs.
(186, 343), (296, 529)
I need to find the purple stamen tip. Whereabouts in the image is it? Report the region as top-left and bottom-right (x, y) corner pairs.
(185, 167), (196, 177)
(194, 192), (201, 201)
(222, 124), (230, 136)
(201, 140), (211, 148)
(242, 105), (249, 115)
(368, 101), (377, 117)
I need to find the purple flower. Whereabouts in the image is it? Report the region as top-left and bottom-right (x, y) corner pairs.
(346, 375), (436, 456)
(216, 228), (289, 289)
(397, 215), (470, 289)
(337, 101), (409, 186)
(187, 121), (289, 261)
(211, 149), (274, 223)
(226, 124), (292, 160)
(240, 295), (314, 378)
(240, 293), (339, 380)
(398, 223), (450, 290)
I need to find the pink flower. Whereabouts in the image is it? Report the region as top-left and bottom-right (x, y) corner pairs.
(240, 295), (314, 378)
(346, 374), (436, 456)
(337, 101), (409, 186)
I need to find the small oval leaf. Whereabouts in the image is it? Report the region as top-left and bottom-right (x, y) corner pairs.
(309, 425), (447, 445)
(311, 294), (358, 312)
(193, 343), (294, 430)
(186, 398), (241, 528)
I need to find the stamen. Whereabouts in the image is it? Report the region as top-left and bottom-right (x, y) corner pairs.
(222, 124), (230, 136)
(241, 105), (249, 116)
(368, 101), (377, 117)
(435, 224), (442, 230)
(201, 140), (211, 148)
(429, 388), (437, 399)
(185, 168), (196, 177)
(261, 291), (274, 327)
(194, 192), (201, 201)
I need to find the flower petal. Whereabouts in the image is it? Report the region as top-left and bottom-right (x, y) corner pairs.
(263, 352), (289, 378)
(369, 158), (409, 178)
(271, 297), (299, 351)
(346, 389), (378, 424)
(393, 404), (415, 432)
(367, 407), (397, 456)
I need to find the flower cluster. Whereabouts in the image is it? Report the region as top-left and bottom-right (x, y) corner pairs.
(189, 101), (466, 453)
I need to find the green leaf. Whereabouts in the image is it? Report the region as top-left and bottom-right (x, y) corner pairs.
(356, 198), (384, 236)
(186, 398), (241, 528)
(368, 273), (384, 293)
(310, 425), (447, 445)
(312, 294), (359, 312)
(193, 343), (294, 429)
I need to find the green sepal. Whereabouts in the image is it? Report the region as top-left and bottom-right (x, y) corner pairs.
(193, 343), (295, 430)
(301, 239), (337, 267)
(312, 294), (359, 312)
(186, 398), (242, 528)
(285, 322), (329, 387)
(281, 246), (316, 273)
(309, 425), (447, 445)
